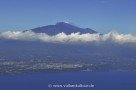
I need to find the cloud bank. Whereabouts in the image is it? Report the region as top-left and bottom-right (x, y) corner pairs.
(0, 31), (136, 44)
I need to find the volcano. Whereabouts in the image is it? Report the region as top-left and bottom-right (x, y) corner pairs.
(30, 22), (97, 35)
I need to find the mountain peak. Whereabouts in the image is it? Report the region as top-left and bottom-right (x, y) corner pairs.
(30, 22), (97, 35)
(56, 22), (69, 25)
(56, 22), (76, 27)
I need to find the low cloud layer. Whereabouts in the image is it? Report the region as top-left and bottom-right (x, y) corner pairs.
(0, 31), (136, 44)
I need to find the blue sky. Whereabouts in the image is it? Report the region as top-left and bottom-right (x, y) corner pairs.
(0, 0), (136, 34)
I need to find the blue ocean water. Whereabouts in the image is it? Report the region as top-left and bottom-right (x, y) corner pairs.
(0, 72), (136, 90)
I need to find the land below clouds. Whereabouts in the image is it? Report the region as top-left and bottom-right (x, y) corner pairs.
(0, 40), (136, 74)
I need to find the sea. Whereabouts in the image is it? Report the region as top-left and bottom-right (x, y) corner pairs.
(0, 72), (136, 90)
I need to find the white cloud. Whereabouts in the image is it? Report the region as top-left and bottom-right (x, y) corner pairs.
(0, 31), (136, 44)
